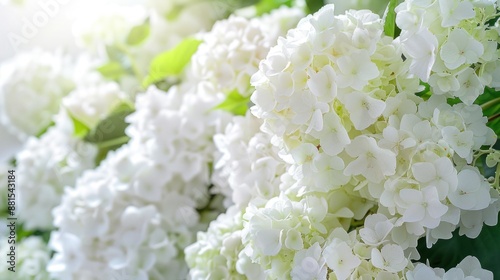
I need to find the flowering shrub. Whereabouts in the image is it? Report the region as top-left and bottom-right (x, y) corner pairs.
(0, 0), (499, 279)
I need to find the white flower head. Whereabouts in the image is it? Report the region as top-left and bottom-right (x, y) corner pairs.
(17, 120), (97, 230)
(192, 7), (304, 95)
(0, 50), (75, 139)
(291, 243), (327, 280)
(0, 236), (51, 280)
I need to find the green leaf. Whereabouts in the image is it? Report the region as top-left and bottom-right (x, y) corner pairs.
(84, 103), (134, 165)
(255, 0), (293, 16)
(165, 4), (184, 21)
(384, 0), (398, 38)
(96, 61), (127, 80)
(213, 90), (252, 116)
(106, 45), (128, 63)
(476, 87), (500, 136)
(69, 114), (90, 138)
(142, 38), (202, 87)
(417, 218), (500, 276)
(126, 20), (151, 46)
(35, 121), (54, 138)
(305, 0), (325, 14)
(415, 82), (431, 100)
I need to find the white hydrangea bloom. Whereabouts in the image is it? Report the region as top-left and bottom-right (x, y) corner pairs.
(243, 4), (499, 278)
(0, 50), (75, 139)
(63, 80), (129, 129)
(192, 7), (304, 95)
(186, 206), (266, 280)
(49, 84), (232, 279)
(212, 112), (287, 208)
(396, 0), (499, 104)
(407, 256), (493, 280)
(0, 236), (51, 280)
(16, 112), (97, 231)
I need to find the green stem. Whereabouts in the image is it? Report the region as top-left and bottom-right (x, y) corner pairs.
(495, 163), (500, 190)
(488, 112), (500, 123)
(96, 136), (130, 149)
(481, 97), (500, 111)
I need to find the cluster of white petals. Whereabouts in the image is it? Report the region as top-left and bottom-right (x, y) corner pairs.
(186, 205), (266, 280)
(192, 6), (304, 95)
(16, 112), (97, 231)
(0, 236), (52, 280)
(396, 0), (500, 104)
(48, 83), (232, 279)
(0, 50), (75, 139)
(241, 4), (499, 279)
(3, 0), (498, 279)
(211, 112), (288, 208)
(407, 256), (493, 280)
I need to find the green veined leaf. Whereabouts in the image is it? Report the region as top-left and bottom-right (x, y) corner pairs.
(305, 0), (325, 14)
(255, 0), (293, 16)
(84, 103), (134, 165)
(126, 20), (151, 46)
(69, 114), (90, 139)
(416, 82), (431, 100)
(105, 45), (128, 63)
(96, 61), (128, 80)
(213, 90), (252, 116)
(476, 87), (500, 136)
(142, 38), (202, 87)
(417, 219), (500, 276)
(35, 121), (55, 138)
(384, 0), (398, 38)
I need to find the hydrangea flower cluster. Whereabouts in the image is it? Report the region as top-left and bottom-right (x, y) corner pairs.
(2, 0), (499, 279)
(407, 256), (493, 279)
(185, 205), (267, 280)
(48, 8), (307, 279)
(16, 112), (97, 231)
(211, 112), (288, 208)
(237, 4), (499, 279)
(396, 0), (500, 104)
(48, 83), (232, 279)
(0, 50), (75, 139)
(192, 7), (304, 95)
(0, 236), (52, 280)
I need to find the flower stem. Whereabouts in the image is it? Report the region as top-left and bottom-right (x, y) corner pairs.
(481, 97), (500, 111)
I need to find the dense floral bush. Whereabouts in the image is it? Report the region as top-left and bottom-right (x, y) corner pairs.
(0, 0), (499, 279)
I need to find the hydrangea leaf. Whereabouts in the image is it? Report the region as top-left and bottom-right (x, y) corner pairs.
(83, 102), (134, 165)
(213, 90), (252, 116)
(305, 0), (325, 14)
(35, 121), (55, 138)
(383, 0), (399, 38)
(475, 87), (500, 136)
(417, 219), (500, 276)
(142, 38), (202, 87)
(126, 20), (150, 46)
(69, 113), (90, 139)
(96, 61), (128, 81)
